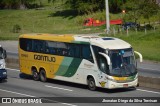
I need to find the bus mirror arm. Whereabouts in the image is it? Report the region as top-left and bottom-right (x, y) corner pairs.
(134, 51), (143, 62)
(99, 52), (111, 65)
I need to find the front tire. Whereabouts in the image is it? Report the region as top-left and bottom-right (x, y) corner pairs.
(40, 69), (47, 82)
(88, 77), (96, 91)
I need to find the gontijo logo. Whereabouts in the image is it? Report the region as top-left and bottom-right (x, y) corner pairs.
(34, 54), (56, 62)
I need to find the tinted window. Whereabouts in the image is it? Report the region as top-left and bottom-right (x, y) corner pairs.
(32, 40), (46, 53)
(68, 44), (80, 58)
(45, 41), (57, 54)
(92, 45), (109, 73)
(81, 45), (93, 62)
(92, 45), (104, 59)
(20, 38), (93, 62)
(57, 42), (68, 56)
(20, 38), (32, 51)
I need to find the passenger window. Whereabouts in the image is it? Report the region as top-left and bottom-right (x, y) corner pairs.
(81, 45), (93, 63)
(26, 39), (32, 51)
(32, 40), (45, 53)
(20, 38), (26, 51)
(46, 41), (57, 55)
(68, 44), (75, 57)
(56, 42), (68, 56)
(20, 38), (32, 51)
(74, 45), (80, 58)
(65, 43), (80, 58)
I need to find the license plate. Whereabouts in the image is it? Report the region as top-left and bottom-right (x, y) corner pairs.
(123, 84), (128, 87)
(3, 72), (7, 75)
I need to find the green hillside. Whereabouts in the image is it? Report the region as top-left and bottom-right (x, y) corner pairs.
(0, 0), (160, 62)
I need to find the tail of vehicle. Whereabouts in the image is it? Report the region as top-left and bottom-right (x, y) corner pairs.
(0, 45), (7, 81)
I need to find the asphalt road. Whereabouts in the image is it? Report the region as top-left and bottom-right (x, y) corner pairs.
(0, 68), (160, 106)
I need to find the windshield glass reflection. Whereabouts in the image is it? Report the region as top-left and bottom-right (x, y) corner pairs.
(109, 48), (137, 77)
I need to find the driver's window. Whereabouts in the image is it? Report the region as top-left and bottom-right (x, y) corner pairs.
(98, 55), (109, 74)
(92, 45), (109, 74)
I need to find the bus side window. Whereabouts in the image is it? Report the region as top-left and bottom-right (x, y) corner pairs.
(56, 42), (68, 56)
(20, 38), (33, 52)
(75, 44), (80, 58)
(67, 43), (80, 58)
(68, 44), (75, 57)
(32, 40), (38, 52)
(46, 41), (57, 55)
(81, 45), (94, 63)
(26, 39), (32, 51)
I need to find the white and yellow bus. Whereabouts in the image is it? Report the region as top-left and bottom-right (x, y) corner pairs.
(18, 33), (142, 90)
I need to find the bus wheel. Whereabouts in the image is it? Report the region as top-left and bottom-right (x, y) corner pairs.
(88, 77), (96, 91)
(40, 69), (47, 82)
(32, 69), (39, 81)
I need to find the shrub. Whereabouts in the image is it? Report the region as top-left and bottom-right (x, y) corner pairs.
(12, 24), (21, 33)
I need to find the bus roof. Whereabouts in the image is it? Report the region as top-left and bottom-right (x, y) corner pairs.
(19, 33), (131, 50)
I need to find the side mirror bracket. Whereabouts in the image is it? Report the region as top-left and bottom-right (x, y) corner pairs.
(99, 52), (111, 65)
(134, 51), (143, 62)
(2, 50), (7, 59)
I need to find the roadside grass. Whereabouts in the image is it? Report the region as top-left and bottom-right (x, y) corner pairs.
(0, 9), (106, 40)
(0, 9), (160, 61)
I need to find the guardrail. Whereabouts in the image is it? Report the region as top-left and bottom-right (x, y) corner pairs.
(6, 58), (160, 90)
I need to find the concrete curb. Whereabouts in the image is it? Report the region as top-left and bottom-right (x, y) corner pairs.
(5, 58), (160, 90)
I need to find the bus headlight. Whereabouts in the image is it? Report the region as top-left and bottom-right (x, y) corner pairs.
(106, 76), (117, 82)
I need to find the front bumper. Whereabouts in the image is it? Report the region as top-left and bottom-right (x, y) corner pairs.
(0, 69), (7, 80)
(107, 78), (138, 89)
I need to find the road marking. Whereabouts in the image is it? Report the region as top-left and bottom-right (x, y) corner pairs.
(137, 89), (160, 95)
(138, 67), (160, 71)
(0, 88), (35, 97)
(45, 85), (73, 92)
(61, 103), (77, 106)
(6, 68), (20, 72)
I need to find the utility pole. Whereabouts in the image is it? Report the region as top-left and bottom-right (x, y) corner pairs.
(105, 0), (110, 34)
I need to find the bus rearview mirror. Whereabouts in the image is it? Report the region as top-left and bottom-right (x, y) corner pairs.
(2, 50), (7, 59)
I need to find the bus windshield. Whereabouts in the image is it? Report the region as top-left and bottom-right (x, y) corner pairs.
(109, 48), (137, 77)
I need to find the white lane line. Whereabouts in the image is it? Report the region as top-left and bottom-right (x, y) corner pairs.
(138, 67), (160, 71)
(6, 68), (20, 72)
(45, 85), (73, 92)
(137, 89), (160, 95)
(61, 103), (77, 106)
(0, 88), (35, 97)
(3, 68), (76, 106)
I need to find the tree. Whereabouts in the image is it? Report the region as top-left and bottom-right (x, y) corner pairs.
(109, 0), (126, 13)
(48, 0), (125, 14)
(123, 0), (159, 22)
(0, 0), (37, 9)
